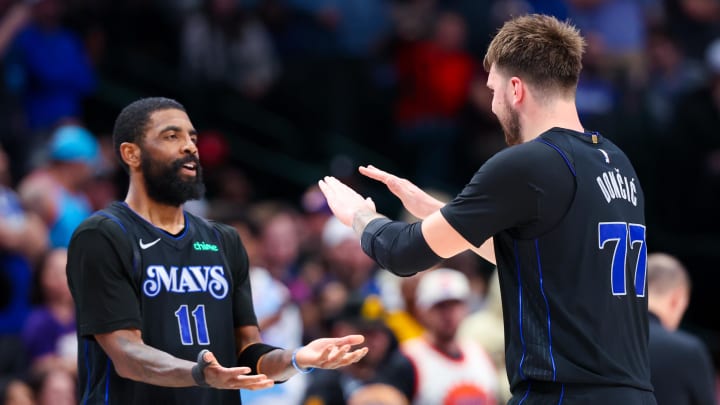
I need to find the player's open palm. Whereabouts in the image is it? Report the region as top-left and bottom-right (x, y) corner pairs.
(295, 334), (368, 370)
(359, 165), (444, 219)
(318, 176), (375, 227)
(201, 351), (275, 390)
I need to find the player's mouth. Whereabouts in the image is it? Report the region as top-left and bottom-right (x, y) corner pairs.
(180, 162), (197, 176)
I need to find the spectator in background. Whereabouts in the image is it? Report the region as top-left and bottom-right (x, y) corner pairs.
(394, 11), (474, 191)
(31, 369), (74, 405)
(665, 0), (720, 61)
(644, 27), (706, 130)
(6, 0), (95, 133)
(181, 0), (280, 98)
(322, 216), (380, 299)
(21, 248), (76, 377)
(566, 0), (655, 86)
(458, 271), (511, 404)
(347, 383), (408, 405)
(393, 268), (498, 405)
(0, 377), (34, 405)
(659, 37), (720, 234)
(0, 143), (46, 338)
(646, 253), (716, 405)
(222, 211), (307, 405)
(18, 125), (98, 248)
(0, 1), (32, 182)
(303, 297), (413, 405)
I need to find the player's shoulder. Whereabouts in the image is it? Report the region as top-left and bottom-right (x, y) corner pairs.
(652, 323), (708, 356)
(669, 329), (710, 355)
(482, 137), (571, 176)
(68, 210), (135, 255)
(73, 211), (127, 238)
(185, 211), (238, 237)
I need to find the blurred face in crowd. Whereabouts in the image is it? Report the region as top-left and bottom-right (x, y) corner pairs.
(488, 65), (522, 146)
(434, 12), (466, 51)
(139, 109), (205, 206)
(421, 299), (468, 344)
(260, 213), (300, 277)
(41, 248), (71, 303)
(37, 370), (75, 405)
(3, 379), (34, 405)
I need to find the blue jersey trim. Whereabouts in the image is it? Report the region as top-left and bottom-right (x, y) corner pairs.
(518, 381), (532, 405)
(96, 211), (127, 233)
(535, 139), (576, 177)
(558, 383), (565, 405)
(95, 210), (140, 276)
(83, 340), (90, 405)
(105, 359), (111, 404)
(119, 202), (190, 240)
(514, 240), (527, 380)
(535, 239), (558, 381)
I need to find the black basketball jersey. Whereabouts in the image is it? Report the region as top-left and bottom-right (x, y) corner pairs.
(441, 128), (652, 395)
(66, 202), (257, 404)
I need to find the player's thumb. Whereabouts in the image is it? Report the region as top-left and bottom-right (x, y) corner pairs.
(202, 350), (219, 366)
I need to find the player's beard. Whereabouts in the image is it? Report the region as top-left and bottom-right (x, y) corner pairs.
(141, 153), (205, 207)
(500, 98), (522, 146)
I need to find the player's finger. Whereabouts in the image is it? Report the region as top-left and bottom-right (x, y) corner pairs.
(359, 165), (389, 182)
(334, 334), (365, 346)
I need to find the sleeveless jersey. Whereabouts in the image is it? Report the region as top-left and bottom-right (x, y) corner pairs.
(402, 337), (498, 405)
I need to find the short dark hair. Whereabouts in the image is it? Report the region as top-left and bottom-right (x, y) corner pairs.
(112, 97), (186, 173)
(484, 14), (586, 97)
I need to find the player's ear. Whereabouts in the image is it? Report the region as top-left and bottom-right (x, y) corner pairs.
(119, 142), (141, 169)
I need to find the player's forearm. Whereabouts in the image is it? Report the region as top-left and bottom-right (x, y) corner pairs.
(112, 336), (196, 387)
(256, 349), (298, 382)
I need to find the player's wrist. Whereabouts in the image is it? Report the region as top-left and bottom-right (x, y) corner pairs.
(191, 349), (211, 388)
(291, 347), (314, 374)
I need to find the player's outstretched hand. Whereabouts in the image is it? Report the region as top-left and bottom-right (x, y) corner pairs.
(359, 165), (445, 219)
(318, 176), (376, 227)
(294, 334), (368, 370)
(201, 351), (275, 391)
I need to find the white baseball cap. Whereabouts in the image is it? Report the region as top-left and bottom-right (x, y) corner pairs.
(415, 268), (471, 310)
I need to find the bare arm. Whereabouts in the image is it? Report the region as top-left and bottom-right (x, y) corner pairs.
(235, 325), (368, 382)
(319, 175), (496, 265)
(96, 328), (273, 389)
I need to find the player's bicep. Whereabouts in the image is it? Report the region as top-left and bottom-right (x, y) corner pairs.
(422, 212), (496, 264)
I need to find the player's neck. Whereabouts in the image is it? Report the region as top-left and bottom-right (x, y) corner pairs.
(521, 99), (584, 142)
(124, 185), (186, 234)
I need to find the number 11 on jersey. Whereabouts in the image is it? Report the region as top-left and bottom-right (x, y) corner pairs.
(175, 304), (211, 345)
(598, 222), (647, 297)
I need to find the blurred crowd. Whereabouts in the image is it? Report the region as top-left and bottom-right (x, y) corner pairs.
(0, 0), (718, 404)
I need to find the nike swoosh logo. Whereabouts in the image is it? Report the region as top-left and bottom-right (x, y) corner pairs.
(139, 238), (161, 249)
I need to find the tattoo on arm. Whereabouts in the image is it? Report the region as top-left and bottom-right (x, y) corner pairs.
(352, 210), (387, 237)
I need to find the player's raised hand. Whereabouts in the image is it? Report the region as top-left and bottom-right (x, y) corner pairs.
(294, 334), (368, 370)
(201, 351), (275, 390)
(359, 165), (445, 219)
(318, 176), (376, 227)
